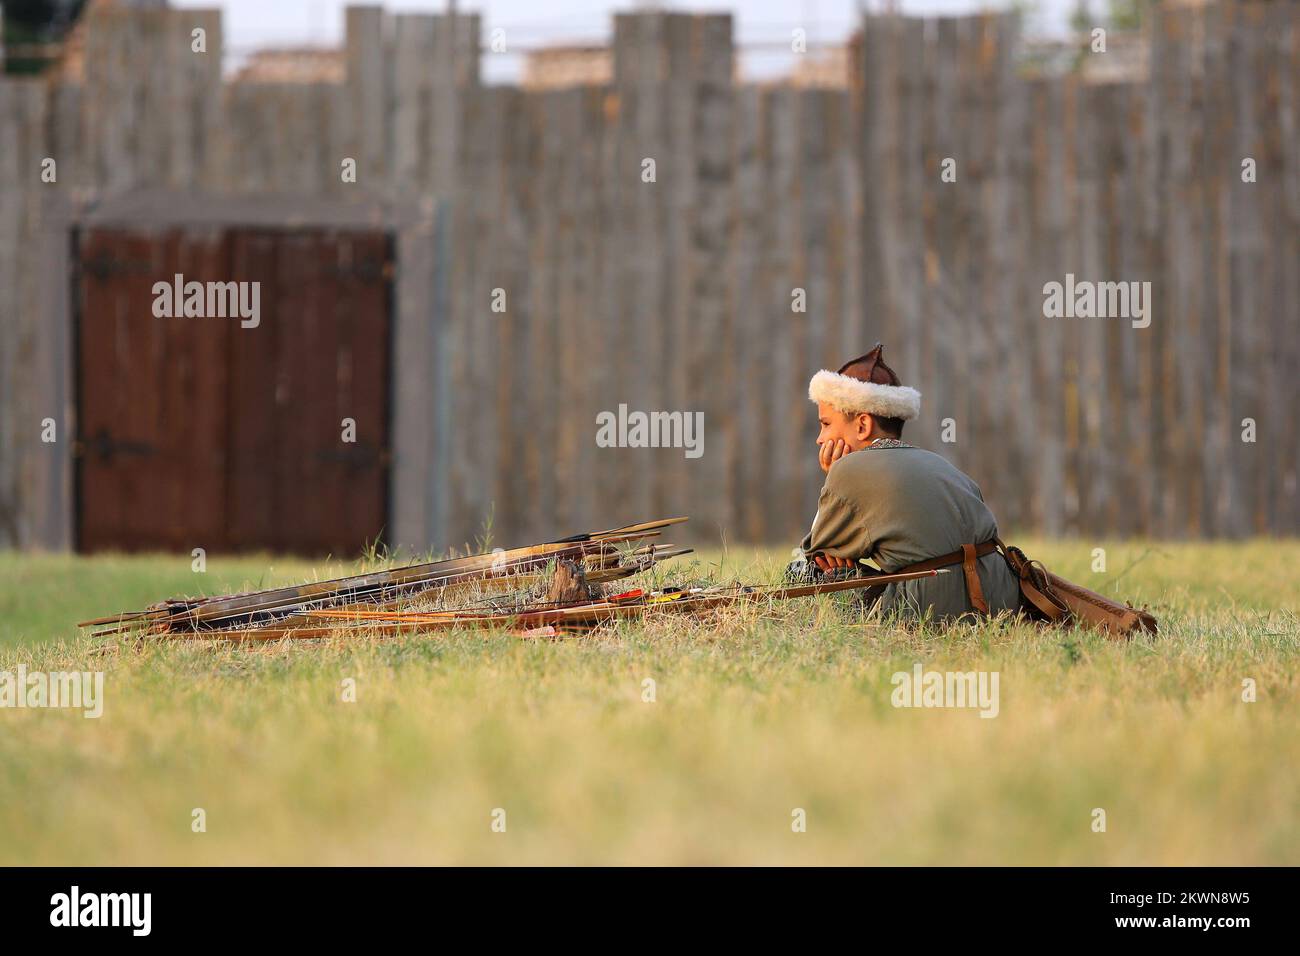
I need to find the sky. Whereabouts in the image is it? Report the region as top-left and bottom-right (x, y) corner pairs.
(170, 0), (1080, 82)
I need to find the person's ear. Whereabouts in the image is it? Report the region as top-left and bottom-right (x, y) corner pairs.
(857, 413), (874, 441)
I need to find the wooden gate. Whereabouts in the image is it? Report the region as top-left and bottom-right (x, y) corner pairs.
(75, 227), (392, 555)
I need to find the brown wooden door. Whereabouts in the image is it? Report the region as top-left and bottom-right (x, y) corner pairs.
(76, 227), (391, 555)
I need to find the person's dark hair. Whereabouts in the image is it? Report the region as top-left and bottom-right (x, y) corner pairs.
(839, 347), (907, 439)
(870, 414), (904, 438)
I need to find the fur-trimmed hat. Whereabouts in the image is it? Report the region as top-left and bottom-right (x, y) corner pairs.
(808, 344), (921, 420)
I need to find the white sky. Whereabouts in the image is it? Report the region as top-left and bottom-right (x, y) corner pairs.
(170, 0), (1079, 82)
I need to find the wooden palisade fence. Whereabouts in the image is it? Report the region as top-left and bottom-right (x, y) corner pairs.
(0, 1), (1295, 552)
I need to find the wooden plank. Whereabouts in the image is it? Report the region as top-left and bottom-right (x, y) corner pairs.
(894, 17), (926, 390)
(985, 13), (1026, 529)
(655, 14), (690, 528)
(17, 74), (67, 548)
(610, 13), (659, 529)
(730, 85), (764, 540)
(839, 55), (864, 365)
(1147, 3), (1180, 536)
(1116, 80), (1154, 536)
(328, 231), (390, 552)
(792, 87), (827, 530)
(927, 17), (960, 482)
(431, 12), (478, 195)
(914, 19), (937, 465)
(636, 12), (666, 531)
(1196, 0), (1237, 538)
(391, 207), (441, 554)
(799, 88), (829, 410)
(1224, 1), (1269, 537)
(225, 229), (279, 550)
(582, 84), (613, 532)
(766, 86), (802, 538)
(1139, 20), (1170, 537)
(441, 87), (475, 550)
(690, 14), (735, 537)
(1058, 74), (1084, 533)
(1027, 76), (1069, 536)
(1158, 4), (1206, 537)
(135, 9), (171, 187)
(549, 86), (592, 533)
(45, 83), (83, 191)
(497, 87), (534, 545)
(269, 231), (319, 551)
(12, 81), (57, 547)
(859, 14), (901, 349)
(559, 87), (604, 533)
(592, 78), (621, 533)
(952, 15), (986, 486)
(171, 229), (231, 553)
(1268, 0), (1300, 534)
(35, 192), (74, 551)
(1079, 78), (1112, 535)
(461, 84), (505, 542)
(82, 5), (137, 193)
(974, 13), (1001, 501)
(345, 6), (387, 191)
(1087, 80), (1117, 534)
(438, 12), (482, 548)
(1246, 0), (1273, 534)
(821, 88), (851, 411)
(0, 81), (24, 545)
(391, 14), (436, 197)
(189, 9), (224, 190)
(526, 89), (562, 542)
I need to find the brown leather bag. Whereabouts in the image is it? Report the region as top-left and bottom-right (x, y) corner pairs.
(898, 540), (1158, 639)
(997, 540), (1158, 639)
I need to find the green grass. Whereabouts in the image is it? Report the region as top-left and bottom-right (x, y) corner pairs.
(1, 540), (1297, 865)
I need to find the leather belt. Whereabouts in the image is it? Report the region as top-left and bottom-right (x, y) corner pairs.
(895, 540), (999, 575)
(895, 540), (999, 615)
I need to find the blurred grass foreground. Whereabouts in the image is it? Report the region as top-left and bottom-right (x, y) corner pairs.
(0, 538), (1297, 865)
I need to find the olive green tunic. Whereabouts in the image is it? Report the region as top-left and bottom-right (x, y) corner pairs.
(799, 441), (1021, 621)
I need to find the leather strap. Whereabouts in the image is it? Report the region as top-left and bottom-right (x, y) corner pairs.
(894, 540), (998, 575)
(1017, 575), (1068, 622)
(894, 541), (996, 615)
(895, 537), (1072, 625)
(960, 543), (990, 614)
(995, 538), (1070, 623)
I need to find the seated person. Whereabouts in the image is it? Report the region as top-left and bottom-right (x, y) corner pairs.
(797, 344), (1022, 622)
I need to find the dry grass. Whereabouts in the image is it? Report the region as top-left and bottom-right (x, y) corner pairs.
(0, 539), (1297, 865)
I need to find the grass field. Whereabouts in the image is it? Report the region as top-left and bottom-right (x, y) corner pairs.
(1, 540), (1297, 865)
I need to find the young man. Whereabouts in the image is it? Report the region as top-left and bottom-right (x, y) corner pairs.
(798, 344), (1022, 622)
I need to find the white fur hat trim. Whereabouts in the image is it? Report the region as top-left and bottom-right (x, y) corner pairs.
(808, 369), (921, 420)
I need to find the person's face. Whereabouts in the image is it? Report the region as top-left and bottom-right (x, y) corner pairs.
(816, 403), (875, 455)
